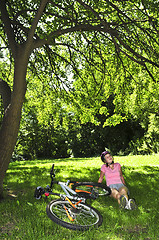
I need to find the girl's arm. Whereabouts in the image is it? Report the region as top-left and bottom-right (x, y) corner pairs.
(98, 171), (105, 183)
(119, 167), (126, 185)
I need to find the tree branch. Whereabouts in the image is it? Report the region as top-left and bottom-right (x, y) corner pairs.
(27, 0), (48, 45)
(0, 0), (17, 58)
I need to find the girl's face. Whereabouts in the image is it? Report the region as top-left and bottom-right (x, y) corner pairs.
(104, 153), (113, 164)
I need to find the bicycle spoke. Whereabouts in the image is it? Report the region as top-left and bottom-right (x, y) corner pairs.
(75, 207), (98, 226)
(47, 199), (101, 229)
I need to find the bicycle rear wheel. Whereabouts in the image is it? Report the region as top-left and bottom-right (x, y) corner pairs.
(46, 199), (102, 231)
(71, 182), (111, 199)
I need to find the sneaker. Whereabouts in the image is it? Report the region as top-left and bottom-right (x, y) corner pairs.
(119, 195), (127, 209)
(128, 199), (137, 210)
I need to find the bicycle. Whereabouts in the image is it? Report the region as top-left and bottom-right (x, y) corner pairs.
(34, 164), (111, 231)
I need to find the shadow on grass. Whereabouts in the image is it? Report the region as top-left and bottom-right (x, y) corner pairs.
(4, 161), (159, 201)
(2, 159), (159, 239)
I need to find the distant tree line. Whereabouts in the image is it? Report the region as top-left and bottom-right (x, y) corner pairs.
(11, 73), (158, 160)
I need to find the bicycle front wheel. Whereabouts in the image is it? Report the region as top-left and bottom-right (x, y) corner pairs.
(46, 199), (102, 231)
(71, 182), (111, 199)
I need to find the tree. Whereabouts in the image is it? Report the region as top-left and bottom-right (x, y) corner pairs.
(0, 0), (158, 198)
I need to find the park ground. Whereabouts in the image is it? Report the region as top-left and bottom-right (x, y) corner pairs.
(0, 154), (159, 239)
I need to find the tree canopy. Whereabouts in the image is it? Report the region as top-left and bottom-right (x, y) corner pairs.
(1, 0), (158, 121)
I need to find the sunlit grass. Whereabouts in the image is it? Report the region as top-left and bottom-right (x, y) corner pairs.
(1, 154), (159, 239)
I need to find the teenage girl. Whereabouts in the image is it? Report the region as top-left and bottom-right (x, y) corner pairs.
(98, 151), (137, 210)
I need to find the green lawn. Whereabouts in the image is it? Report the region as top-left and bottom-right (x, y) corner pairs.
(0, 154), (159, 239)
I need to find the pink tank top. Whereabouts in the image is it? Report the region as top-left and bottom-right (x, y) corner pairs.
(101, 163), (122, 186)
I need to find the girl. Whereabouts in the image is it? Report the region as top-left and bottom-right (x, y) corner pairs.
(98, 151), (137, 210)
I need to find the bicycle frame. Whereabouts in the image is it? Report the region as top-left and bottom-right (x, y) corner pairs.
(46, 164), (86, 203)
(34, 164), (110, 230)
(51, 180), (86, 203)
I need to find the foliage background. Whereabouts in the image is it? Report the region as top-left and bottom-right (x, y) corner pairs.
(0, 0), (159, 161)
(1, 59), (159, 160)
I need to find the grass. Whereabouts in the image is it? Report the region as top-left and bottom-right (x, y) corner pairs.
(0, 154), (159, 239)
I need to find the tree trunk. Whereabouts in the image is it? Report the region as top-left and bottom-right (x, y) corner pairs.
(0, 53), (28, 199)
(0, 79), (11, 111)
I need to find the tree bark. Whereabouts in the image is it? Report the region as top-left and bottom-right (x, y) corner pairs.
(0, 52), (28, 199)
(0, 79), (11, 111)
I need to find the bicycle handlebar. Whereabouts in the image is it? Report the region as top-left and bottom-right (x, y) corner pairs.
(50, 164), (55, 177)
(50, 164), (55, 188)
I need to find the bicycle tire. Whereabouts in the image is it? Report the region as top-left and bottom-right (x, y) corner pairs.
(46, 199), (102, 231)
(71, 182), (111, 199)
